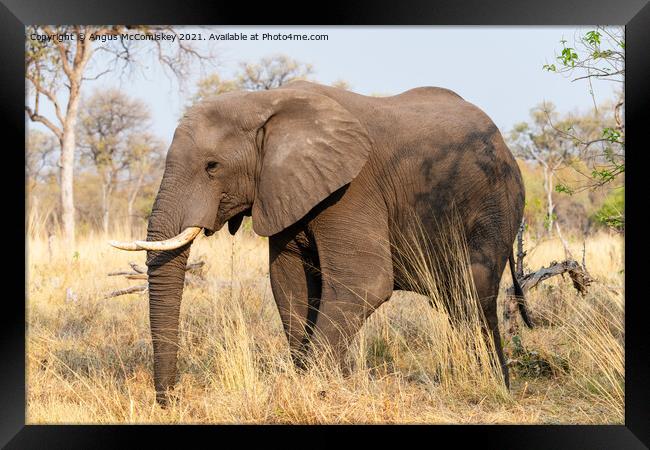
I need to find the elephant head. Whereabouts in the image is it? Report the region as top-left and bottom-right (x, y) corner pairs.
(110, 86), (372, 405)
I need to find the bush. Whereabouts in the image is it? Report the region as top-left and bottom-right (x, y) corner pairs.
(593, 187), (624, 231)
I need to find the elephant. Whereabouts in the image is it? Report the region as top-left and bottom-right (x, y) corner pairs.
(110, 81), (532, 406)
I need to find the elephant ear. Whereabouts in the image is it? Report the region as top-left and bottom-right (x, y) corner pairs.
(251, 90), (372, 236)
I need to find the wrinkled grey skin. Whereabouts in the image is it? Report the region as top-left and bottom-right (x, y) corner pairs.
(145, 81), (526, 405)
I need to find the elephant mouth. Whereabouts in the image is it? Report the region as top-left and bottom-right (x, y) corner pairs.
(227, 208), (252, 235)
(109, 201), (252, 251)
(208, 206), (252, 237)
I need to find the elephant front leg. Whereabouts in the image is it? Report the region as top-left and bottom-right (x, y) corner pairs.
(269, 235), (321, 369)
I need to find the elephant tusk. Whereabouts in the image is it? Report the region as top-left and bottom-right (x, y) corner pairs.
(108, 240), (145, 251)
(134, 226), (202, 251)
(109, 227), (203, 252)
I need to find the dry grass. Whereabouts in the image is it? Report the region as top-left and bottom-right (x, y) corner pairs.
(26, 218), (624, 424)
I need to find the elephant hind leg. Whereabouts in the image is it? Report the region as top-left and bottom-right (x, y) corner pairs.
(470, 259), (510, 389)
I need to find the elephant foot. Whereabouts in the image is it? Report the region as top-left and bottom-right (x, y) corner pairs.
(156, 391), (169, 408)
(290, 351), (307, 372)
(155, 387), (179, 409)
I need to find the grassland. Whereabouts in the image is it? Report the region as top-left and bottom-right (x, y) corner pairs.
(26, 222), (624, 424)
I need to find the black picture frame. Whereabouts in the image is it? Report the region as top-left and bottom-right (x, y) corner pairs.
(4, 0), (648, 447)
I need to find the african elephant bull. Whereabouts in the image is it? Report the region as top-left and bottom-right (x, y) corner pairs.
(111, 81), (532, 405)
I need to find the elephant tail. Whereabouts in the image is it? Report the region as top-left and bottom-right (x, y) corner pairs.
(509, 252), (534, 328)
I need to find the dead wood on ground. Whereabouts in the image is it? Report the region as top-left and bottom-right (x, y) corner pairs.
(504, 222), (595, 335)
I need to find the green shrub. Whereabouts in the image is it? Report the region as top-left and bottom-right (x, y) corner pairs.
(593, 187), (624, 231)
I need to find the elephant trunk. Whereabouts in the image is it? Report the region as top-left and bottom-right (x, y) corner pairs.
(145, 189), (193, 406)
(109, 153), (220, 406)
(147, 245), (189, 406)
(143, 175), (219, 406)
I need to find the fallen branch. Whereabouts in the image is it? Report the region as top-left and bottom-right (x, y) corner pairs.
(108, 261), (205, 277)
(186, 261), (205, 272)
(108, 270), (138, 277)
(509, 259), (594, 297)
(185, 273), (208, 287)
(105, 285), (148, 298)
(125, 274), (148, 280)
(129, 262), (146, 273)
(504, 225), (595, 335)
(105, 260), (205, 298)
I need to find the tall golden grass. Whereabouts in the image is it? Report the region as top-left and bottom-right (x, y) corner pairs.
(26, 215), (624, 424)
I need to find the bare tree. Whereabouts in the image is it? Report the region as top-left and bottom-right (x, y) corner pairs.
(238, 55), (313, 91)
(26, 130), (58, 193)
(25, 25), (213, 244)
(77, 89), (151, 234)
(189, 54), (314, 107)
(190, 73), (240, 103)
(509, 102), (576, 235)
(26, 130), (59, 233)
(331, 79), (351, 90)
(549, 102), (621, 193)
(124, 132), (166, 236)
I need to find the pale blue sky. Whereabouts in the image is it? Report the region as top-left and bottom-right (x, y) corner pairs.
(30, 26), (621, 146)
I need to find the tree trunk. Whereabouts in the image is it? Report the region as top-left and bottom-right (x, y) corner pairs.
(101, 182), (109, 235)
(547, 171), (554, 233)
(59, 34), (93, 246)
(515, 219), (526, 278)
(127, 171), (145, 238)
(542, 165), (554, 235)
(60, 123), (77, 244)
(127, 202), (134, 238)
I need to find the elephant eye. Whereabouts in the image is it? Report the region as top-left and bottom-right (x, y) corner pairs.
(206, 161), (219, 174)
